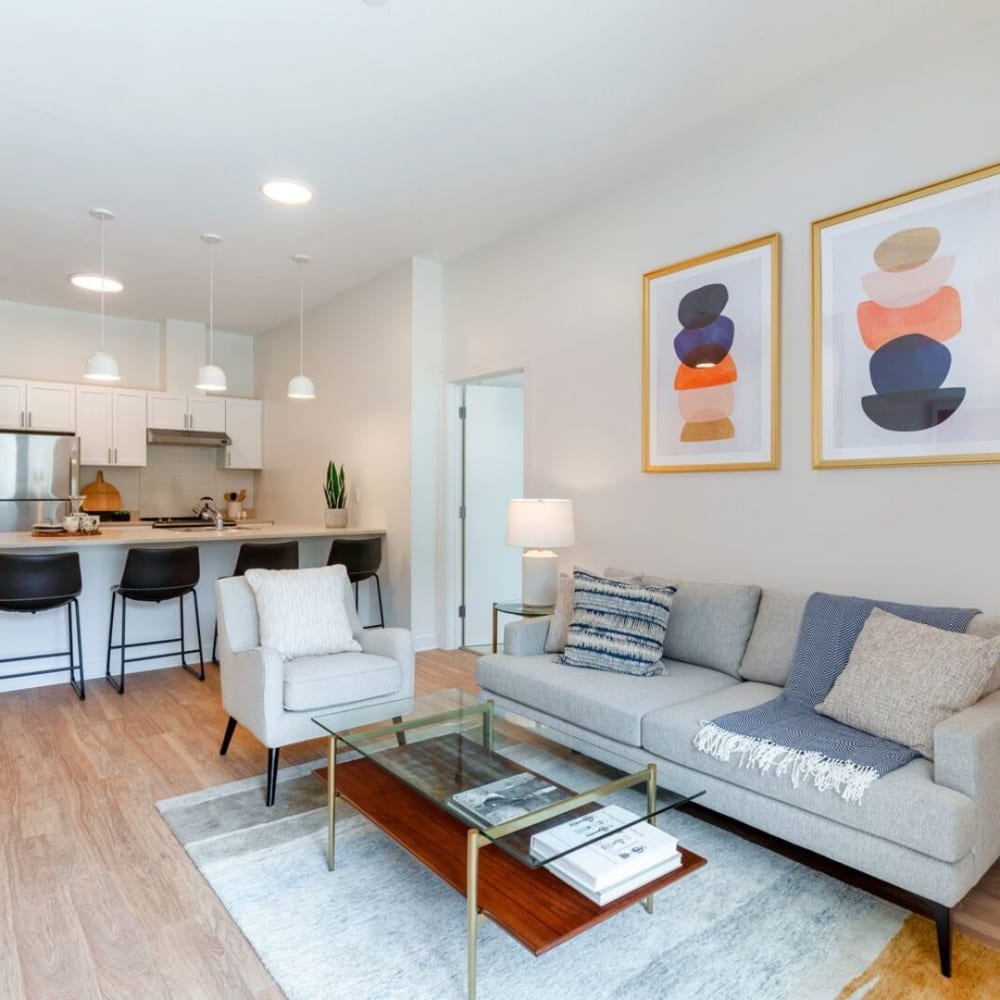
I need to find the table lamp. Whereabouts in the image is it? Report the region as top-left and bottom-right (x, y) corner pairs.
(506, 499), (575, 607)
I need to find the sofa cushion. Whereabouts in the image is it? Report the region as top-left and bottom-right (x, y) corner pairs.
(661, 582), (762, 677)
(739, 589), (809, 685)
(283, 652), (400, 712)
(815, 608), (1000, 760)
(476, 653), (738, 746)
(560, 570), (675, 676)
(641, 683), (977, 863)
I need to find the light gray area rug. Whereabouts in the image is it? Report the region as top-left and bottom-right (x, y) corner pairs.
(157, 748), (906, 1000)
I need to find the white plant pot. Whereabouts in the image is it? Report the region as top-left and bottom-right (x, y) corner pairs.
(324, 507), (348, 529)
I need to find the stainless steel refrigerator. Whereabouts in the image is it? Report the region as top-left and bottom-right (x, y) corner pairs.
(0, 432), (79, 532)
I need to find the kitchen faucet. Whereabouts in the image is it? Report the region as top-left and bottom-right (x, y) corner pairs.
(194, 496), (224, 529)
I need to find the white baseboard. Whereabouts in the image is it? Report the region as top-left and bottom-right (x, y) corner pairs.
(412, 633), (440, 652)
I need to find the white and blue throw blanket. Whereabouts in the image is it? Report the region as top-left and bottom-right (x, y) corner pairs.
(694, 592), (978, 803)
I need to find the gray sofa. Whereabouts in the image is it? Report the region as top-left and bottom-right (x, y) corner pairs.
(476, 579), (1000, 975)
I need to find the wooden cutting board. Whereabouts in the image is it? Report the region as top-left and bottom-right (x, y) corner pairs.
(81, 470), (122, 512)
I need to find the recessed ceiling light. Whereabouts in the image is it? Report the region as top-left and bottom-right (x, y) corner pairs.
(70, 273), (124, 293)
(260, 179), (314, 205)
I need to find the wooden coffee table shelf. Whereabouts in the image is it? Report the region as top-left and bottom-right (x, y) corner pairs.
(315, 757), (706, 956)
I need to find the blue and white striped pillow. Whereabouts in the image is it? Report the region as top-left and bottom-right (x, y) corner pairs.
(559, 569), (676, 676)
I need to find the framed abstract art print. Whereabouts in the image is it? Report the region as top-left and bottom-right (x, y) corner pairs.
(813, 161), (1000, 468)
(642, 233), (780, 472)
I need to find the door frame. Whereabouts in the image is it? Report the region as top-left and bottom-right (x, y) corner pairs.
(444, 369), (524, 650)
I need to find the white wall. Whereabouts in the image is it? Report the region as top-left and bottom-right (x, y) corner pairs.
(255, 262), (415, 626)
(161, 318), (255, 398)
(442, 17), (1000, 612)
(0, 299), (161, 387)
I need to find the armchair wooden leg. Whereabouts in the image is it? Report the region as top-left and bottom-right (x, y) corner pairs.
(219, 716), (238, 756)
(266, 747), (280, 807)
(393, 715), (406, 747)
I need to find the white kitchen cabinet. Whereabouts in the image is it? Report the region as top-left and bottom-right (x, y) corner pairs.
(0, 378), (26, 429)
(25, 381), (76, 432)
(223, 398), (263, 469)
(148, 392), (226, 432)
(147, 392), (188, 430)
(76, 386), (148, 466)
(188, 395), (226, 432)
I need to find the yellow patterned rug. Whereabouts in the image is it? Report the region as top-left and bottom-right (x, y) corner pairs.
(840, 916), (1000, 998)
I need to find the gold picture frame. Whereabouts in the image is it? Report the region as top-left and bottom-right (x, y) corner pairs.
(642, 233), (780, 473)
(812, 160), (1000, 469)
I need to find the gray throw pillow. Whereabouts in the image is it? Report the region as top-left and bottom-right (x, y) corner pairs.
(559, 569), (676, 677)
(816, 607), (1000, 759)
(545, 568), (641, 653)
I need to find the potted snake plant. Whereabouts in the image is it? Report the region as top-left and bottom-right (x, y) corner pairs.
(324, 461), (348, 528)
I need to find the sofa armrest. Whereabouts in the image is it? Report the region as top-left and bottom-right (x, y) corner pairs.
(219, 645), (285, 745)
(935, 689), (1000, 871)
(359, 628), (416, 698)
(503, 617), (551, 656)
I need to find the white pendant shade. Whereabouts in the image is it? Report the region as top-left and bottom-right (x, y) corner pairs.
(288, 253), (315, 400)
(199, 233), (227, 393)
(196, 364), (228, 392)
(287, 374), (316, 399)
(83, 208), (122, 382)
(84, 350), (121, 382)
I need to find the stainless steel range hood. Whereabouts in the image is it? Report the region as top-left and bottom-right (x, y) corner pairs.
(147, 428), (232, 447)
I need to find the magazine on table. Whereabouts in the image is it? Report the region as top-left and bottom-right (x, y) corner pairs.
(530, 804), (679, 892)
(449, 771), (566, 827)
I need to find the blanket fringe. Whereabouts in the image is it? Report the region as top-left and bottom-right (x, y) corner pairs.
(693, 722), (879, 804)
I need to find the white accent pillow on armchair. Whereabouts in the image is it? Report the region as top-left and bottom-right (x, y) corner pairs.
(245, 564), (362, 660)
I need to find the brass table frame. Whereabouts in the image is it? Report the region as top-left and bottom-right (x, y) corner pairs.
(324, 699), (662, 1000)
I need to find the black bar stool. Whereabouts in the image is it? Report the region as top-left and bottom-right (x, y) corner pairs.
(327, 536), (384, 628)
(0, 552), (84, 700)
(211, 540), (299, 663)
(106, 546), (204, 694)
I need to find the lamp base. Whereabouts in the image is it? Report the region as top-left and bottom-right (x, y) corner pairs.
(522, 549), (558, 607)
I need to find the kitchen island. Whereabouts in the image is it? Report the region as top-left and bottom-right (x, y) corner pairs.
(0, 523), (386, 694)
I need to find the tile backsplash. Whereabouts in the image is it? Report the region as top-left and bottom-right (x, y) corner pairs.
(81, 446), (256, 517)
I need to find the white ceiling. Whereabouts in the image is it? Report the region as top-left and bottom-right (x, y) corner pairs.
(0, 0), (992, 334)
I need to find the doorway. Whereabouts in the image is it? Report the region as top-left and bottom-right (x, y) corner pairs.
(456, 373), (524, 652)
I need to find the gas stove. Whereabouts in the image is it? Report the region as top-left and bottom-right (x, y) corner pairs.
(141, 516), (237, 529)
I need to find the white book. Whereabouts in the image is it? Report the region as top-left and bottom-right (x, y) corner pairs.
(531, 805), (678, 892)
(546, 851), (683, 906)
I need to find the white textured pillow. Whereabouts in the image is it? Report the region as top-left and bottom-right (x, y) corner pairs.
(245, 565), (361, 660)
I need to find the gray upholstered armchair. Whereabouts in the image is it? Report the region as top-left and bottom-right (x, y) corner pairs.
(215, 570), (415, 804)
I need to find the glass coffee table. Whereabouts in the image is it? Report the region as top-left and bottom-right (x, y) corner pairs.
(313, 690), (706, 999)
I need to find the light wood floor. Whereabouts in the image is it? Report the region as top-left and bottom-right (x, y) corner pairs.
(1, 652), (998, 999)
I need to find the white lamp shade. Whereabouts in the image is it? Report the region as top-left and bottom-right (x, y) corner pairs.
(84, 350), (121, 382)
(287, 374), (316, 399)
(196, 364), (227, 392)
(506, 499), (575, 549)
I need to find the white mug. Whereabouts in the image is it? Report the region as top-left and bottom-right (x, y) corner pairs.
(62, 514), (80, 533)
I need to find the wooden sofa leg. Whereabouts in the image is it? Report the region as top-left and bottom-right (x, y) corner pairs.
(393, 715), (406, 747)
(932, 902), (952, 977)
(266, 747), (280, 807)
(219, 716), (238, 756)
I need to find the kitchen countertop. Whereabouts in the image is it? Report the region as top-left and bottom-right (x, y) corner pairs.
(0, 523), (385, 550)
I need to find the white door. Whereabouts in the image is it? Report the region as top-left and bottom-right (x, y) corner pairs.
(462, 383), (524, 648)
(224, 398), (263, 469)
(26, 381), (76, 432)
(113, 390), (147, 466)
(75, 386), (114, 464)
(147, 392), (187, 430)
(188, 395), (226, 432)
(0, 379), (26, 429)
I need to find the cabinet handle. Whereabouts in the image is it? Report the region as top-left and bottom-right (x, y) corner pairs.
(19, 410), (24, 427)
(114, 448), (118, 463)
(190, 413), (194, 429)
(227, 449), (231, 467)
(27, 411), (31, 428)
(108, 448), (111, 462)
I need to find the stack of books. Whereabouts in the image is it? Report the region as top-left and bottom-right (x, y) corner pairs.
(530, 804), (680, 905)
(449, 772), (566, 827)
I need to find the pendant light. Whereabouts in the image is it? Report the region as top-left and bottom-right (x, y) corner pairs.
(196, 233), (227, 392)
(84, 209), (122, 382)
(287, 253), (316, 399)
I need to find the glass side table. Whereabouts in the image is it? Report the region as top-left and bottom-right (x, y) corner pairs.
(492, 600), (555, 653)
